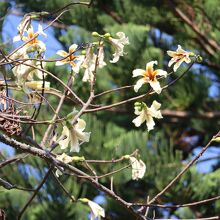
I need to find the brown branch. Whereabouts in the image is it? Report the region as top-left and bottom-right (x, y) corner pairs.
(147, 131), (220, 205)
(0, 134), (145, 220)
(0, 153), (28, 168)
(168, 0), (220, 52)
(98, 2), (123, 24)
(17, 167), (53, 220)
(162, 109), (220, 119)
(51, 171), (76, 203)
(85, 61), (195, 113)
(0, 177), (35, 192)
(134, 195), (220, 209)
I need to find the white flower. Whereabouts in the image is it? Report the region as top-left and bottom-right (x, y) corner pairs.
(167, 45), (194, 72)
(88, 200), (105, 220)
(12, 58), (46, 85)
(109, 32), (129, 63)
(56, 153), (73, 164)
(82, 46), (106, 82)
(55, 153), (74, 177)
(56, 44), (84, 73)
(13, 24), (46, 53)
(12, 57), (33, 85)
(132, 61), (167, 94)
(132, 101), (163, 131)
(58, 118), (90, 152)
(129, 156), (146, 180)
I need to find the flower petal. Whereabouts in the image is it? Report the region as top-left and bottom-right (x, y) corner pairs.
(69, 130), (80, 152)
(88, 201), (105, 218)
(176, 45), (186, 54)
(59, 126), (70, 149)
(110, 52), (120, 63)
(173, 58), (184, 72)
(76, 130), (91, 143)
(150, 100), (161, 111)
(146, 60), (157, 71)
(76, 119), (86, 130)
(149, 80), (162, 94)
(132, 69), (145, 78)
(132, 114), (145, 127)
(56, 50), (68, 57)
(146, 115), (155, 131)
(155, 69), (167, 77)
(55, 60), (66, 66)
(149, 101), (163, 119)
(184, 56), (191, 64)
(167, 50), (177, 57)
(168, 57), (177, 68)
(134, 78), (146, 92)
(13, 35), (21, 42)
(129, 157), (146, 180)
(38, 24), (47, 37)
(69, 44), (78, 53)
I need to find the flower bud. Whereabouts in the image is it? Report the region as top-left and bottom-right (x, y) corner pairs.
(81, 50), (86, 55)
(123, 155), (130, 160)
(92, 32), (100, 37)
(78, 198), (89, 203)
(212, 136), (220, 142)
(196, 55), (203, 63)
(134, 102), (141, 107)
(72, 156), (85, 162)
(104, 33), (111, 38)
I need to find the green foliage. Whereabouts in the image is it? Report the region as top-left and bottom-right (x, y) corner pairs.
(0, 0), (220, 219)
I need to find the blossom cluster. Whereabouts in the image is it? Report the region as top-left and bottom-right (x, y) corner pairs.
(132, 45), (194, 131)
(10, 16), (196, 219)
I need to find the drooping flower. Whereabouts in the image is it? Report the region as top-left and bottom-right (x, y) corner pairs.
(82, 45), (106, 82)
(167, 45), (194, 72)
(79, 198), (105, 220)
(129, 156), (146, 180)
(132, 101), (163, 131)
(132, 61), (167, 94)
(13, 24), (46, 53)
(88, 200), (105, 220)
(108, 32), (129, 63)
(12, 58), (46, 86)
(56, 44), (84, 73)
(58, 118), (90, 152)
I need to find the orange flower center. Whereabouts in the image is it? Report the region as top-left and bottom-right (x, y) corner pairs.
(144, 67), (157, 81)
(28, 32), (39, 45)
(69, 54), (77, 61)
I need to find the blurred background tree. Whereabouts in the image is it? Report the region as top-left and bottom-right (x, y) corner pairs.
(1, 0), (220, 219)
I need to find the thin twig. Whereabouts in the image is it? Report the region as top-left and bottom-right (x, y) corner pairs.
(147, 131), (219, 204)
(17, 167), (53, 220)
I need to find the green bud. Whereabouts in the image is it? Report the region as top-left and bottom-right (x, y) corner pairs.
(72, 156), (85, 162)
(134, 102), (141, 107)
(104, 33), (111, 38)
(212, 136), (220, 143)
(189, 52), (195, 57)
(81, 50), (86, 55)
(196, 55), (203, 63)
(92, 32), (100, 37)
(123, 155), (130, 160)
(78, 198), (89, 203)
